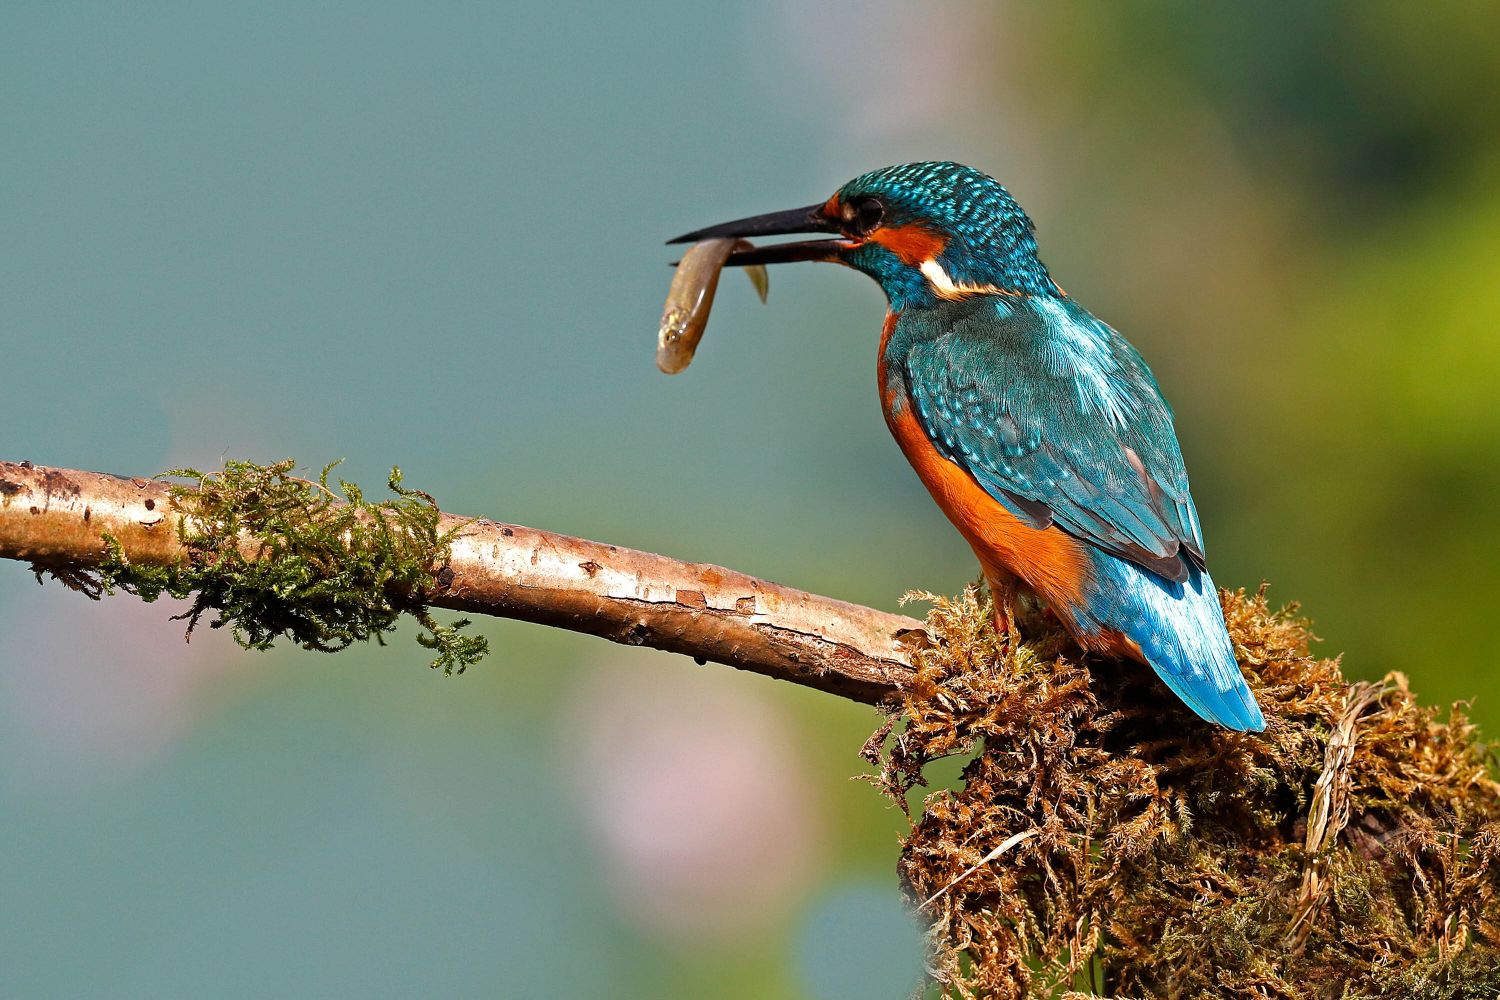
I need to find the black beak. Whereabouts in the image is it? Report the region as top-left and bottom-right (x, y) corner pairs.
(667, 203), (850, 266)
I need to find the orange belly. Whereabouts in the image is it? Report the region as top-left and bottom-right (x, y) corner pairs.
(878, 316), (1093, 614)
(885, 399), (1094, 612)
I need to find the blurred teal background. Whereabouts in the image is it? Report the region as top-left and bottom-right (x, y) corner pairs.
(3, 3), (1497, 996)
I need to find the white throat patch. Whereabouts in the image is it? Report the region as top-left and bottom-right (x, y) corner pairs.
(918, 259), (1017, 300)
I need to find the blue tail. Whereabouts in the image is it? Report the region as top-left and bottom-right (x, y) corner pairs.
(1079, 554), (1265, 732)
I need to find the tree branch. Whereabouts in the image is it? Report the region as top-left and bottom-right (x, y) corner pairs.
(0, 461), (922, 704)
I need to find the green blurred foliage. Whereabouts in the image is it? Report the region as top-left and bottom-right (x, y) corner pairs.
(2, 2), (1497, 997)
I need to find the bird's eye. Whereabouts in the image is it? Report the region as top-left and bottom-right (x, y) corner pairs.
(842, 197), (884, 237)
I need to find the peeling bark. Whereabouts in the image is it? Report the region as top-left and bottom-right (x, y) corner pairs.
(0, 461), (922, 705)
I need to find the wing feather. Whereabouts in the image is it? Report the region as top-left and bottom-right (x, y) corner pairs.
(902, 296), (1205, 582)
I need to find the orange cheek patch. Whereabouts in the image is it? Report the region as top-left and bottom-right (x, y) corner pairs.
(884, 399), (1093, 612)
(870, 224), (947, 266)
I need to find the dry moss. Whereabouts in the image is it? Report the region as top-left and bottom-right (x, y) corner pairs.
(867, 585), (1500, 998)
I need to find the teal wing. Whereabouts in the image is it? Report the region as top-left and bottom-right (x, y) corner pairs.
(898, 296), (1205, 582)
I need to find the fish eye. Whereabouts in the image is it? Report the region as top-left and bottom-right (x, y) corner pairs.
(842, 196), (885, 237)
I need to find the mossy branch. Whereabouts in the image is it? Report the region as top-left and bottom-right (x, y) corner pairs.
(89, 460), (489, 673)
(5, 457), (1499, 995)
(0, 459), (921, 700)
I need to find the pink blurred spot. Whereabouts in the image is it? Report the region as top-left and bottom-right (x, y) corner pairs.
(763, 0), (1004, 140)
(559, 656), (827, 944)
(0, 583), (250, 787)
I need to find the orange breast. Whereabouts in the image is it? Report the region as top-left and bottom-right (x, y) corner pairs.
(879, 317), (1093, 612)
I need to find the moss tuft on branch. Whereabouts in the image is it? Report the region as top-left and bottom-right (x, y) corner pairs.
(86, 459), (487, 673)
(871, 586), (1500, 998)
(4, 458), (919, 697)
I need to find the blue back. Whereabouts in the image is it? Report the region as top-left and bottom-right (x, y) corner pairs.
(883, 295), (1263, 731)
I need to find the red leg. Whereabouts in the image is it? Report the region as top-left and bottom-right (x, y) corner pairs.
(988, 572), (1023, 650)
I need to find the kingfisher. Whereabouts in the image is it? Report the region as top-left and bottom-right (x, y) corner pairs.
(669, 161), (1264, 732)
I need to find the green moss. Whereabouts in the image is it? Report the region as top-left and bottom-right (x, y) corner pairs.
(93, 459), (487, 674)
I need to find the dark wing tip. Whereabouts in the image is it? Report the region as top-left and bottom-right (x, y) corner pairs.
(1130, 543), (1191, 584)
(998, 488), (1054, 530)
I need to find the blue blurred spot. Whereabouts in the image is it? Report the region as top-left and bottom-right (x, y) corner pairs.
(794, 879), (925, 1000)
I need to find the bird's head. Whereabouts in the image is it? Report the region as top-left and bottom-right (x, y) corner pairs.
(669, 161), (1054, 310)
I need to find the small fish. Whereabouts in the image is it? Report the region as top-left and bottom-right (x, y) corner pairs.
(657, 238), (768, 374)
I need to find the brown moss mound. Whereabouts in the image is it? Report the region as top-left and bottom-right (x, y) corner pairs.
(866, 586), (1500, 998)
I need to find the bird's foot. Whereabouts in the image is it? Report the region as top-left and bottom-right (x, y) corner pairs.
(990, 582), (1024, 654)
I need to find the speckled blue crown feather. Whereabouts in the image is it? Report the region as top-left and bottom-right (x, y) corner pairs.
(837, 161), (1053, 304)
